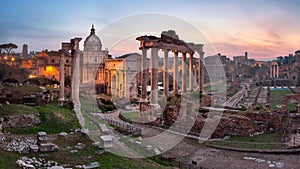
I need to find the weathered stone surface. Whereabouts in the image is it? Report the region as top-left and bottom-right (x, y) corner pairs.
(58, 132), (68, 139)
(212, 114), (254, 138)
(39, 143), (59, 152)
(244, 111), (282, 131)
(2, 113), (40, 128)
(83, 162), (100, 169)
(17, 156), (62, 168)
(4, 137), (37, 153)
(30, 145), (39, 153)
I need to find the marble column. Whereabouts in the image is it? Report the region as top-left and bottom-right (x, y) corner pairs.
(173, 51), (178, 94)
(108, 71), (112, 95)
(276, 65), (279, 78)
(116, 70), (119, 97)
(181, 52), (187, 94)
(141, 48), (148, 100)
(71, 38), (82, 113)
(163, 49), (169, 96)
(122, 70), (125, 98)
(58, 49), (65, 105)
(150, 48), (159, 105)
(199, 51), (205, 93)
(189, 52), (194, 92)
(270, 65), (273, 78)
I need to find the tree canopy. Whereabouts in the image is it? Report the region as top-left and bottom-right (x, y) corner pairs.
(0, 43), (18, 54)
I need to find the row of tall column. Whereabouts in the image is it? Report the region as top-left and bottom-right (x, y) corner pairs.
(140, 48), (204, 105)
(270, 64), (279, 78)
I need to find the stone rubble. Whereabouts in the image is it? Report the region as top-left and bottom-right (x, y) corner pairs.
(0, 136), (5, 143)
(16, 156), (62, 169)
(243, 156), (284, 168)
(4, 137), (37, 153)
(82, 162), (100, 169)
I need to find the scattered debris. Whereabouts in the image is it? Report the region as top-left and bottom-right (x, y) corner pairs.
(82, 162), (100, 169)
(58, 132), (68, 139)
(4, 137), (37, 153)
(243, 156), (284, 168)
(16, 156), (62, 168)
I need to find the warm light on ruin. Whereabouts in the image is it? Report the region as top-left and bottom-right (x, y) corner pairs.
(46, 66), (53, 72)
(29, 75), (36, 78)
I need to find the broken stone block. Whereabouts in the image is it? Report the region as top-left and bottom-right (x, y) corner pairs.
(37, 131), (47, 137)
(83, 162), (100, 169)
(30, 145), (39, 153)
(100, 135), (113, 148)
(58, 132), (68, 139)
(39, 143), (59, 152)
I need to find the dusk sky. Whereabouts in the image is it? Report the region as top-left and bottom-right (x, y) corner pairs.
(0, 0), (299, 60)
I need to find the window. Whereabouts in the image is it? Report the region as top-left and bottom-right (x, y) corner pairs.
(66, 60), (69, 63)
(52, 59), (55, 63)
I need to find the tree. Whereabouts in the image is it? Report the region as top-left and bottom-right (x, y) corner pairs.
(0, 43), (18, 55)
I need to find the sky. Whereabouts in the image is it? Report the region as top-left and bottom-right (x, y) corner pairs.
(0, 0), (299, 60)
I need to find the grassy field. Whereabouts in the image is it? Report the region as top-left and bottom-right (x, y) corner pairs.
(0, 104), (38, 116)
(270, 90), (294, 111)
(121, 112), (140, 121)
(227, 132), (281, 142)
(1, 101), (81, 134)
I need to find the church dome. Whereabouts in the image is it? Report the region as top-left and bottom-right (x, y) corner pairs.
(84, 25), (102, 51)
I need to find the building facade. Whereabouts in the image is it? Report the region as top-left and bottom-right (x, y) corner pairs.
(105, 53), (142, 99)
(80, 25), (109, 89)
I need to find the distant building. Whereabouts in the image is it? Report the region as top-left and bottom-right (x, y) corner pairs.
(105, 53), (143, 99)
(205, 53), (234, 79)
(80, 25), (109, 92)
(22, 50), (72, 80)
(233, 52), (248, 65)
(22, 44), (28, 58)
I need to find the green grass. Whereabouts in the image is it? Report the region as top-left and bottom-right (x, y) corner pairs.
(0, 134), (168, 169)
(4, 101), (81, 134)
(228, 133), (281, 142)
(121, 112), (139, 120)
(0, 104), (38, 116)
(0, 157), (8, 169)
(270, 90), (293, 110)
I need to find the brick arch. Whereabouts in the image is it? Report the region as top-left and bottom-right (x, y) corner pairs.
(282, 94), (300, 113)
